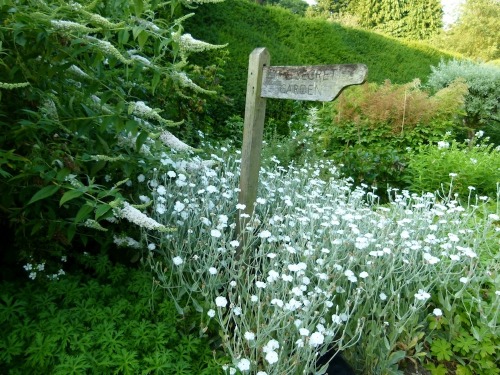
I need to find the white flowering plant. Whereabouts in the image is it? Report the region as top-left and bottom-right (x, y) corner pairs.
(404, 132), (500, 200)
(134, 139), (499, 374)
(0, 0), (226, 267)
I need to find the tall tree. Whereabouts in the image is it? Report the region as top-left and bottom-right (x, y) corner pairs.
(434, 0), (499, 61)
(357, 0), (442, 39)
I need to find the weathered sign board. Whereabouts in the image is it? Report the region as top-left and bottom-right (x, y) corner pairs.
(261, 64), (367, 102)
(237, 48), (367, 243)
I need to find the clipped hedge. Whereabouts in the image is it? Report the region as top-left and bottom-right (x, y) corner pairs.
(185, 0), (454, 124)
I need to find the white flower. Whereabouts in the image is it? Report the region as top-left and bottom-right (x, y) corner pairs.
(230, 240), (240, 247)
(299, 328), (310, 336)
(267, 270), (280, 282)
(206, 185), (217, 193)
(156, 185), (166, 195)
(139, 195), (150, 203)
(156, 203), (166, 215)
(147, 243), (156, 251)
(380, 292), (387, 301)
(244, 331), (256, 341)
(211, 229), (222, 238)
(459, 277), (469, 284)
(331, 314), (342, 324)
(288, 262), (307, 272)
(264, 339), (279, 352)
(433, 308), (443, 317)
(258, 230), (272, 239)
(167, 170), (176, 178)
(137, 174), (145, 182)
(208, 267), (217, 275)
(256, 372), (268, 375)
(215, 296), (228, 308)
(255, 281), (267, 289)
(265, 350), (278, 364)
(271, 298), (284, 307)
(309, 332), (324, 347)
(256, 197), (266, 204)
(174, 201), (185, 213)
(250, 295), (259, 302)
(437, 141), (450, 149)
(172, 256), (183, 266)
(117, 202), (167, 231)
(207, 309), (215, 318)
(236, 203), (246, 210)
(233, 306), (242, 315)
(237, 358), (250, 372)
(414, 289), (431, 301)
(423, 252), (440, 265)
(359, 271), (369, 279)
(159, 130), (193, 151)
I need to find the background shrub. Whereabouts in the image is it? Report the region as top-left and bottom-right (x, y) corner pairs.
(427, 59), (500, 145)
(404, 137), (500, 200)
(312, 79), (468, 196)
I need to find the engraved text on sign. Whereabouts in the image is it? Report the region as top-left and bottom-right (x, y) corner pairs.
(261, 64), (368, 102)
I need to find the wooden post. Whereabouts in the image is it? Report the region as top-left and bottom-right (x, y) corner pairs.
(238, 48), (270, 225)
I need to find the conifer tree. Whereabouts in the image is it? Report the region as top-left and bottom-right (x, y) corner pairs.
(313, 0), (443, 39)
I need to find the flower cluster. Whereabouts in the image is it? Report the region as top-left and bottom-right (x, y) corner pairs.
(141, 140), (497, 374)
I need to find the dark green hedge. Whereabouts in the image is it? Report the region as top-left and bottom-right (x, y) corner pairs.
(185, 0), (453, 122)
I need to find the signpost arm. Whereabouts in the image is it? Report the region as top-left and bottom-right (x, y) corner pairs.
(238, 48), (270, 224)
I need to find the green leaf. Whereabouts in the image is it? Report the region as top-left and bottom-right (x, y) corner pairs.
(138, 30), (149, 49)
(27, 185), (59, 205)
(387, 350), (406, 366)
(152, 71), (161, 94)
(67, 224), (77, 242)
(59, 189), (85, 206)
(133, 0), (144, 16)
(453, 334), (476, 355)
(75, 204), (94, 223)
(426, 363), (448, 375)
(135, 131), (149, 152)
(431, 338), (453, 361)
(95, 204), (112, 220)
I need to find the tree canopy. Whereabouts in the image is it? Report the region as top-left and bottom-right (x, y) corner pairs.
(433, 0), (499, 62)
(308, 0), (443, 40)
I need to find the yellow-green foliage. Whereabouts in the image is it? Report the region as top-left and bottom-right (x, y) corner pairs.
(329, 79), (468, 136)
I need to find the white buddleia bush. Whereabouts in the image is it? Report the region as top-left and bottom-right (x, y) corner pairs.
(0, 0), (227, 267)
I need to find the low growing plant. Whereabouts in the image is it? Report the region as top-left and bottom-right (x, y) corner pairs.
(404, 133), (500, 200)
(115, 142), (499, 374)
(0, 254), (224, 374)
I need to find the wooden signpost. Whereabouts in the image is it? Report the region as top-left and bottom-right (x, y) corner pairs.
(237, 47), (367, 236)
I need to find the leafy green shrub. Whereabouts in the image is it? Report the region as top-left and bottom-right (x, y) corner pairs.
(0, 0), (224, 264)
(427, 59), (500, 144)
(0, 254), (224, 374)
(314, 79), (468, 195)
(404, 136), (500, 200)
